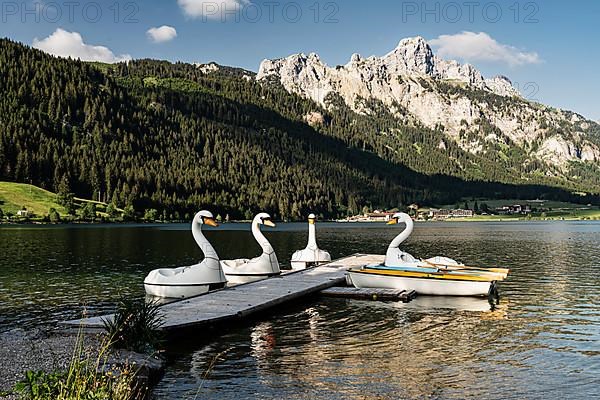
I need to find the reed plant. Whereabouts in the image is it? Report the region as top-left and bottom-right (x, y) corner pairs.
(103, 299), (164, 354)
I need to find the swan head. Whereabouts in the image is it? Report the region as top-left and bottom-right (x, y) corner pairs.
(387, 212), (411, 225)
(195, 210), (218, 227)
(254, 212), (275, 227)
(308, 213), (316, 224)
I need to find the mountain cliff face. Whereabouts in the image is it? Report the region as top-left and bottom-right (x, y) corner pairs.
(257, 37), (600, 170)
(1, 38), (599, 218)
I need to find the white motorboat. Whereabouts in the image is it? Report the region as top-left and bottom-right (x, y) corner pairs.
(221, 212), (281, 284)
(144, 210), (227, 299)
(290, 213), (331, 270)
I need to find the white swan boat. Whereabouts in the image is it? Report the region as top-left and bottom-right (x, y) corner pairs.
(144, 210), (227, 299)
(347, 212), (509, 297)
(221, 213), (281, 284)
(290, 213), (331, 270)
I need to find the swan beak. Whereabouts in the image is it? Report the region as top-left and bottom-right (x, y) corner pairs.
(263, 219), (276, 227)
(387, 218), (398, 225)
(205, 218), (218, 227)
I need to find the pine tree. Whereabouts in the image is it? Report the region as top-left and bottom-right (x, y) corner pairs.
(56, 175), (76, 215)
(123, 204), (136, 221)
(106, 203), (119, 218)
(81, 203), (96, 221)
(144, 209), (158, 221)
(48, 208), (61, 223)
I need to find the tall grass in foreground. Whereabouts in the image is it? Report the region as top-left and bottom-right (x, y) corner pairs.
(13, 300), (164, 400)
(14, 327), (137, 400)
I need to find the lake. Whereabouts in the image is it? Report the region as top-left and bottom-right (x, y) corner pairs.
(1, 221), (599, 399)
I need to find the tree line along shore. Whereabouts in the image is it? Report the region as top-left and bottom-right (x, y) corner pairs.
(2, 182), (598, 225)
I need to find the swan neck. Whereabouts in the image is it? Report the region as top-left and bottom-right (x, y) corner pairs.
(253, 220), (274, 254)
(388, 218), (414, 249)
(192, 221), (219, 260)
(307, 223), (317, 249)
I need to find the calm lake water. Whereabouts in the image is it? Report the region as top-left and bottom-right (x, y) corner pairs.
(1, 221), (599, 399)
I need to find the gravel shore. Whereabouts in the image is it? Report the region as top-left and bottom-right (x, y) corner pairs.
(0, 328), (91, 397)
(0, 328), (164, 399)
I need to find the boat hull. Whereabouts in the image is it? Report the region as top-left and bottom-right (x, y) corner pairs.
(143, 281), (226, 299)
(290, 250), (331, 270)
(291, 261), (310, 270)
(290, 261), (329, 270)
(348, 270), (493, 297)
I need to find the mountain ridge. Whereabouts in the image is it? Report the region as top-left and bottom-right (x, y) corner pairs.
(257, 36), (600, 172)
(0, 38), (598, 220)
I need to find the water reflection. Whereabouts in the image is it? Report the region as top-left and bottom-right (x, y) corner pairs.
(2, 222), (600, 398)
(154, 222), (599, 399)
(395, 295), (495, 313)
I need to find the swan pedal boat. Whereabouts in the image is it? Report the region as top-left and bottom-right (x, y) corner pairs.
(290, 213), (331, 270)
(347, 212), (509, 297)
(221, 213), (281, 284)
(144, 211), (227, 299)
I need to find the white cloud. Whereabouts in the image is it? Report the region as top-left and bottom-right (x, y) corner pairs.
(177, 0), (250, 19)
(32, 28), (131, 63)
(430, 31), (541, 67)
(147, 25), (178, 43)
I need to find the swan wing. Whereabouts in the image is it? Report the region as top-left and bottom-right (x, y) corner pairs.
(318, 249), (332, 261)
(425, 256), (462, 266)
(220, 258), (250, 269)
(221, 254), (278, 274)
(291, 249), (304, 261)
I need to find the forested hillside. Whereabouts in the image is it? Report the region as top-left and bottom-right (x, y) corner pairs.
(0, 39), (597, 219)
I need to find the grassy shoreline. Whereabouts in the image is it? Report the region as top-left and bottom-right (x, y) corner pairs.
(2, 215), (600, 227)
(2, 181), (599, 225)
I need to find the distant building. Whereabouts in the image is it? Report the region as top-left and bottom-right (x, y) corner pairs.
(16, 209), (29, 217)
(451, 209), (474, 218)
(428, 209), (473, 219)
(495, 204), (532, 215)
(363, 211), (396, 222)
(429, 209), (450, 219)
(345, 210), (396, 222)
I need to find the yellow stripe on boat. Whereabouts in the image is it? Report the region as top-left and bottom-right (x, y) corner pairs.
(358, 268), (499, 282)
(433, 268), (507, 280)
(422, 261), (509, 276)
(425, 262), (509, 276)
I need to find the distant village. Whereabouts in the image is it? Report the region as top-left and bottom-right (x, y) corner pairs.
(342, 201), (546, 222)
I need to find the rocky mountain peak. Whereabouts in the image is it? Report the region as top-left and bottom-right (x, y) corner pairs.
(257, 36), (516, 99)
(383, 36), (435, 75)
(256, 37), (600, 168)
(257, 36), (600, 168)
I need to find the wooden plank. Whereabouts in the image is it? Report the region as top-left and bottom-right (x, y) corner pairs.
(321, 287), (408, 301)
(64, 254), (384, 331)
(399, 290), (418, 302)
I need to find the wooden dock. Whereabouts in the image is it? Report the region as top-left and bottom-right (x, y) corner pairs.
(64, 254), (384, 332)
(321, 287), (417, 302)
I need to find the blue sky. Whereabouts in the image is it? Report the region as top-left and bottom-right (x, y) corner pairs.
(2, 0), (599, 120)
